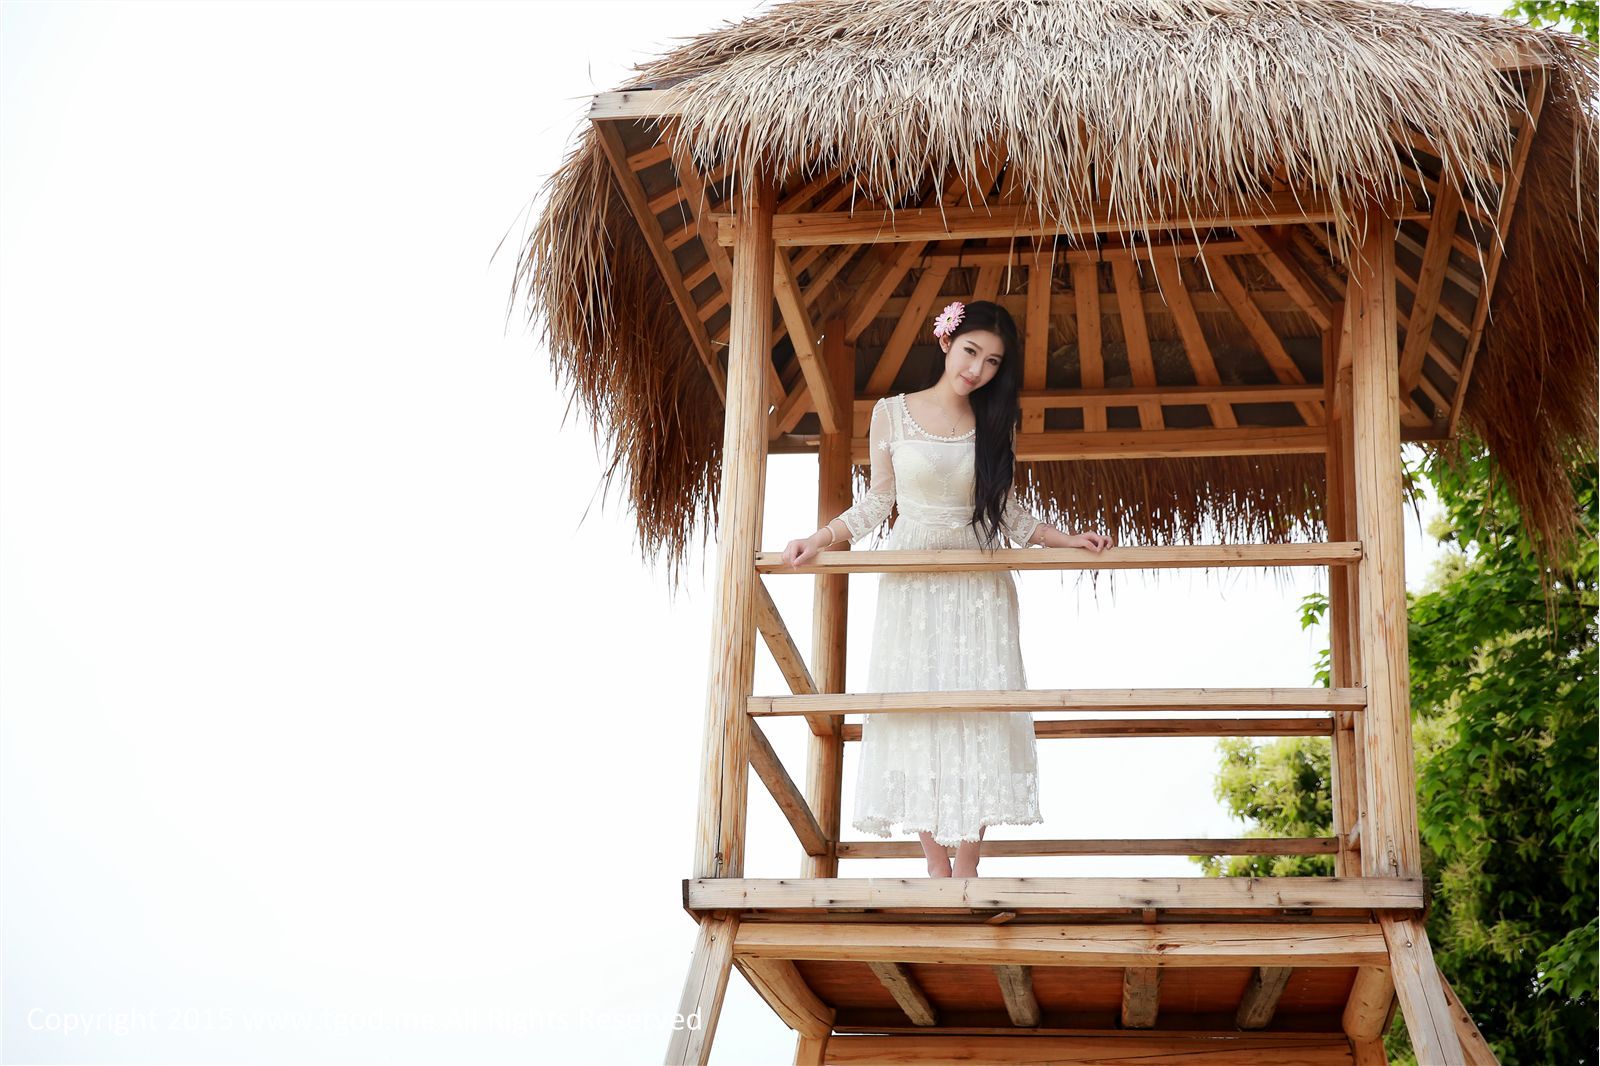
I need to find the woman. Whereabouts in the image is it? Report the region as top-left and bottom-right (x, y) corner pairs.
(782, 299), (1111, 878)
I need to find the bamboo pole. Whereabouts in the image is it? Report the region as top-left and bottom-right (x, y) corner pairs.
(801, 316), (851, 878)
(693, 175), (776, 881)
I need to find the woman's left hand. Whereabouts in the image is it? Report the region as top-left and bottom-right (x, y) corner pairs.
(1070, 531), (1113, 552)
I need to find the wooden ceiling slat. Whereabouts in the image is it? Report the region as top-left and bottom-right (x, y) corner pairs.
(1237, 227), (1335, 330)
(1070, 260), (1105, 432)
(868, 264), (952, 394)
(1024, 255), (1054, 433)
(1209, 256), (1323, 427)
(592, 120), (726, 401)
(1110, 257), (1164, 430)
(1149, 252), (1237, 429)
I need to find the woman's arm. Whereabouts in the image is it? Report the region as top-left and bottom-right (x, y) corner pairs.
(783, 398), (896, 567)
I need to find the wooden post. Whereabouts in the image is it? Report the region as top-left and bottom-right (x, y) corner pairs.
(1347, 205), (1421, 882)
(1347, 199), (1463, 1063)
(1325, 303), (1356, 878)
(693, 173), (776, 882)
(801, 316), (851, 879)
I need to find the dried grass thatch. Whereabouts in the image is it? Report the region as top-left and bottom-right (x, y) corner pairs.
(510, 0), (1597, 590)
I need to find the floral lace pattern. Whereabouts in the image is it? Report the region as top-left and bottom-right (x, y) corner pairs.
(829, 393), (1046, 846)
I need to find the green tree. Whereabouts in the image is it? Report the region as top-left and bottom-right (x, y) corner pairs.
(1502, 0), (1599, 41)
(1194, 438), (1597, 1066)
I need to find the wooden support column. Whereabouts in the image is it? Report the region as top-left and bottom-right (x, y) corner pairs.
(665, 911), (740, 1065)
(693, 173), (776, 883)
(1324, 300), (1363, 878)
(801, 316), (851, 879)
(1347, 205), (1420, 882)
(1348, 200), (1463, 1064)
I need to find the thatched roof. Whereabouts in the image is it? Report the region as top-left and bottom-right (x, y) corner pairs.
(510, 0), (1597, 589)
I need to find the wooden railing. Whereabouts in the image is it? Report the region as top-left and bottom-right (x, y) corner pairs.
(747, 541), (1368, 866)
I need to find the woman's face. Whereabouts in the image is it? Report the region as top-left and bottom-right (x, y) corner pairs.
(939, 328), (1005, 397)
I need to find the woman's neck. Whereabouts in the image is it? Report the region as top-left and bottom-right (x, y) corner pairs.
(924, 377), (971, 415)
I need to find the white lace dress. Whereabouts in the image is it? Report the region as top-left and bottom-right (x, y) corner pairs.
(833, 392), (1046, 846)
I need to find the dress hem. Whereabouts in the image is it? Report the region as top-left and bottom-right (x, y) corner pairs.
(852, 811), (1045, 848)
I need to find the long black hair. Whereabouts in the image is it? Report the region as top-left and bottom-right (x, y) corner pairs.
(915, 299), (1025, 550)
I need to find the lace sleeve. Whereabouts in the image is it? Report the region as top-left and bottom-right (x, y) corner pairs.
(828, 397), (895, 545)
(1001, 484), (1043, 547)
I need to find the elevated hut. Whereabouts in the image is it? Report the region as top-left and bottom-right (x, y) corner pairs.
(512, 1), (1597, 1062)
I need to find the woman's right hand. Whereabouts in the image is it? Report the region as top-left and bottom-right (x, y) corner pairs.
(783, 529), (831, 568)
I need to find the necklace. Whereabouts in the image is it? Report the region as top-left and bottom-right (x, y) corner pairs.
(900, 392), (975, 441)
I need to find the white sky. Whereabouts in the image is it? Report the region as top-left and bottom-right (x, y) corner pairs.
(0, 1), (1503, 1062)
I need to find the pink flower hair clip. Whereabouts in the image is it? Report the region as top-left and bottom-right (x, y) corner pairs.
(932, 300), (965, 339)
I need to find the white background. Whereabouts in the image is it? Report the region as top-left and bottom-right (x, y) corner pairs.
(1, 1), (1481, 1062)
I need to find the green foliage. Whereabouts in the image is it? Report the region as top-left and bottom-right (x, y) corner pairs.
(1503, 0), (1600, 41)
(1192, 736), (1334, 878)
(1404, 438), (1598, 1065)
(1198, 435), (1597, 1065)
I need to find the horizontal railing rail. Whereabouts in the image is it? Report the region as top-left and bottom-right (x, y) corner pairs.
(757, 541), (1360, 574)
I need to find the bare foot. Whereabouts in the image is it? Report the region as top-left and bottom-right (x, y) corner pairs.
(952, 861), (979, 878)
(926, 857), (953, 878)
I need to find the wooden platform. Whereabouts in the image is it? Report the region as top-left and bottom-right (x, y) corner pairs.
(680, 878), (1432, 1063)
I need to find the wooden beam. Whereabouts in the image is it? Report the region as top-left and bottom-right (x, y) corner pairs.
(1110, 257), (1164, 429)
(592, 120), (726, 402)
(689, 877), (1424, 913)
(666, 913), (739, 1065)
(1398, 181), (1464, 396)
(1238, 226), (1335, 331)
(1024, 253), (1053, 433)
(693, 178), (775, 880)
(733, 920), (1393, 967)
(1120, 967), (1160, 1028)
(711, 191), (1427, 247)
(995, 965), (1040, 1027)
(751, 685), (1366, 717)
(773, 250), (845, 434)
(838, 837), (1337, 859)
(862, 424), (1330, 462)
(758, 542), (1361, 576)
(1210, 255), (1323, 426)
(842, 715), (1336, 741)
(1150, 249), (1237, 428)
(1437, 965), (1501, 1065)
(866, 264), (950, 394)
(818, 1032), (1358, 1064)
(746, 718), (828, 857)
(1070, 259), (1105, 431)
(1380, 914), (1464, 1064)
(1342, 965), (1396, 1043)
(801, 317), (851, 879)
(1449, 68), (1547, 438)
(867, 962), (938, 1027)
(1325, 307), (1366, 880)
(1347, 206), (1422, 882)
(733, 957), (833, 1040)
(925, 237), (1252, 268)
(1236, 966), (1295, 1029)
(754, 579), (818, 697)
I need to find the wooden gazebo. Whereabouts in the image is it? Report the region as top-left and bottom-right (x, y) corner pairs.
(512, 1), (1598, 1062)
